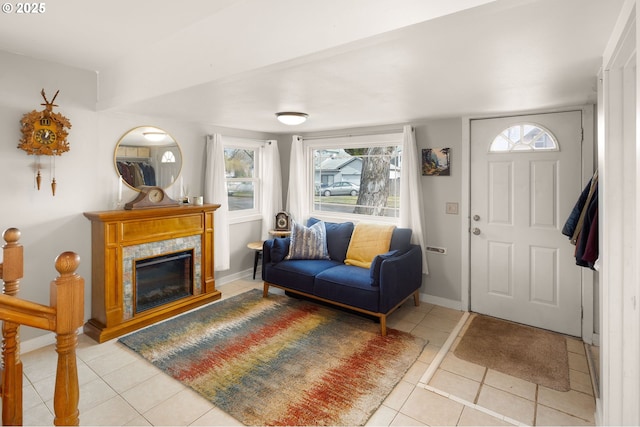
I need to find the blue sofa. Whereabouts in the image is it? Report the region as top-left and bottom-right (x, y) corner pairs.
(262, 219), (423, 335)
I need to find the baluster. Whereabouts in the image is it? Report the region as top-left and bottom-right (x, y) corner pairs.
(2, 228), (23, 426)
(2, 321), (21, 426)
(2, 228), (24, 294)
(51, 252), (83, 426)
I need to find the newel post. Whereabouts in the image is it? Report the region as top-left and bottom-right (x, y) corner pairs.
(50, 252), (84, 426)
(2, 227), (24, 426)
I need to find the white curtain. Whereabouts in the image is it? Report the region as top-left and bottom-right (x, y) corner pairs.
(204, 134), (230, 271)
(400, 125), (429, 274)
(285, 135), (309, 224)
(261, 140), (283, 240)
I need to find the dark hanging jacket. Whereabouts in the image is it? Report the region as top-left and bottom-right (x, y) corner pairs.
(562, 175), (597, 243)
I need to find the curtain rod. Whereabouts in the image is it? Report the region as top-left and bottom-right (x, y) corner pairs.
(206, 135), (272, 144)
(299, 127), (409, 141)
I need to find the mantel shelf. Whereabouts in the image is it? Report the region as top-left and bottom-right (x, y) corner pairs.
(83, 203), (221, 222)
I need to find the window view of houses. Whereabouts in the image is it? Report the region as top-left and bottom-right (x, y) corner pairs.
(313, 146), (401, 217)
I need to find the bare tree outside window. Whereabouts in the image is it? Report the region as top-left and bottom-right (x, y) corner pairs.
(225, 148), (256, 211)
(313, 142), (401, 218)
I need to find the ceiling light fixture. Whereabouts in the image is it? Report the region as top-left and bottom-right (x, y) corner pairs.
(276, 112), (308, 125)
(142, 131), (166, 142)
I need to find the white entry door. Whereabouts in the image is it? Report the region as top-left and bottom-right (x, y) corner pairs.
(470, 111), (584, 336)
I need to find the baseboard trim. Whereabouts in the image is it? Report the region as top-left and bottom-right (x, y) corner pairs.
(420, 292), (463, 311)
(20, 326), (84, 354)
(216, 268), (259, 286)
(21, 332), (56, 354)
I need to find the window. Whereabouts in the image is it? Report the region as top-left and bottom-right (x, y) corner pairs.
(489, 124), (558, 152)
(308, 132), (402, 222)
(161, 150), (176, 163)
(224, 138), (262, 215)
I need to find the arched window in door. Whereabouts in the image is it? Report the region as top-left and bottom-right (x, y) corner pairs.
(489, 123), (558, 152)
(161, 150), (176, 163)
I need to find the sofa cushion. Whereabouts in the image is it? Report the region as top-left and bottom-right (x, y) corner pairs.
(345, 223), (396, 268)
(369, 250), (398, 287)
(286, 221), (330, 260)
(314, 265), (380, 312)
(390, 228), (412, 252)
(307, 218), (354, 262)
(265, 259), (342, 294)
(270, 237), (290, 263)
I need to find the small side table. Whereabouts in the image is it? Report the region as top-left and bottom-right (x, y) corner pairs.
(247, 241), (264, 280)
(269, 229), (291, 238)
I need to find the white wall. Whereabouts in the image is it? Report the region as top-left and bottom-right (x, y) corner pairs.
(0, 52), (98, 340)
(0, 52), (279, 341)
(415, 119), (463, 304)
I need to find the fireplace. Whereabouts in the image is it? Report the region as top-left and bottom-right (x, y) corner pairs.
(135, 250), (194, 314)
(83, 204), (221, 343)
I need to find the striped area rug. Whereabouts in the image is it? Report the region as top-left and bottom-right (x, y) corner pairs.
(119, 289), (426, 426)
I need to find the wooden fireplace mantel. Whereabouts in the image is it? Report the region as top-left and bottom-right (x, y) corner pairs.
(83, 204), (221, 342)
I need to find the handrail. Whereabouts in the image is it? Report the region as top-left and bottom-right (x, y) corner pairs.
(0, 295), (56, 331)
(0, 228), (84, 426)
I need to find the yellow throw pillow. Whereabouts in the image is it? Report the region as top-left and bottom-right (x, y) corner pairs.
(344, 223), (396, 268)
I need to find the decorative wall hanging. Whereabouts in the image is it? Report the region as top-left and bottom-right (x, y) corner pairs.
(422, 148), (451, 176)
(18, 89), (72, 195)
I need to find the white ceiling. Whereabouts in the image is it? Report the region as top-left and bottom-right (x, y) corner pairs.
(0, 0), (624, 133)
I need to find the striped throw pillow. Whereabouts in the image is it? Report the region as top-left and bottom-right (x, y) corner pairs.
(286, 220), (330, 260)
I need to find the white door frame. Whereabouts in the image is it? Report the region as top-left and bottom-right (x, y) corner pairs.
(461, 105), (595, 342)
(599, 1), (639, 424)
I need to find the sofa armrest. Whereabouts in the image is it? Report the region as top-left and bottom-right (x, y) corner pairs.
(262, 237), (291, 265)
(262, 239), (275, 264)
(378, 244), (423, 312)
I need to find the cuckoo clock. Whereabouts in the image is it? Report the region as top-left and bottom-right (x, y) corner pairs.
(18, 89), (72, 195)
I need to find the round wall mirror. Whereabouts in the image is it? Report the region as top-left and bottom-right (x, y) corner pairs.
(114, 126), (182, 190)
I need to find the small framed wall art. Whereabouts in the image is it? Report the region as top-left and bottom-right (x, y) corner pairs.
(422, 148), (451, 176)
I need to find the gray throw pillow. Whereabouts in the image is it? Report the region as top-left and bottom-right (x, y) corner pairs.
(286, 221), (330, 260)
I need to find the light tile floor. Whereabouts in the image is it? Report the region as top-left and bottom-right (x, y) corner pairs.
(17, 279), (596, 426)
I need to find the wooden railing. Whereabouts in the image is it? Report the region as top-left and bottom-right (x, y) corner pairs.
(0, 228), (84, 426)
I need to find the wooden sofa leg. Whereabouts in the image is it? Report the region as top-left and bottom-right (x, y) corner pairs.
(263, 282), (269, 298)
(413, 290), (420, 306)
(380, 315), (387, 336)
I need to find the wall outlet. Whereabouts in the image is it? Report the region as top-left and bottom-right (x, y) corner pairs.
(446, 202), (459, 215)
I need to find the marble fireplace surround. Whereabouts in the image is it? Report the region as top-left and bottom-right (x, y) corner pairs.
(122, 236), (201, 319)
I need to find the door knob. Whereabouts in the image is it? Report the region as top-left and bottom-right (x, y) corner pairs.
(473, 215), (480, 221)
(472, 227), (481, 235)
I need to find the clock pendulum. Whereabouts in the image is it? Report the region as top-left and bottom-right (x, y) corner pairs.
(34, 156), (42, 190)
(50, 156), (56, 196)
